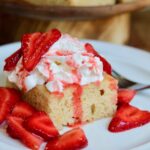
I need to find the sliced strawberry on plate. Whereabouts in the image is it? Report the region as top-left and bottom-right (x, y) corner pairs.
(85, 43), (112, 74)
(118, 89), (136, 104)
(22, 29), (61, 71)
(0, 87), (21, 124)
(11, 101), (36, 119)
(7, 117), (24, 139)
(45, 128), (88, 150)
(7, 116), (43, 150)
(108, 103), (150, 132)
(24, 111), (59, 141)
(4, 48), (22, 71)
(22, 32), (42, 71)
(7, 125), (19, 139)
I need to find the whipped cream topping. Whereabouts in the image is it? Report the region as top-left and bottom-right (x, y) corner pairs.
(7, 34), (104, 92)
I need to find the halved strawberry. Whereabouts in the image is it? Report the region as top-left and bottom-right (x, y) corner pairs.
(85, 43), (112, 74)
(7, 116), (43, 150)
(108, 103), (150, 132)
(22, 29), (61, 71)
(24, 111), (59, 141)
(45, 128), (88, 150)
(4, 48), (22, 71)
(118, 89), (136, 104)
(11, 101), (36, 119)
(0, 87), (21, 124)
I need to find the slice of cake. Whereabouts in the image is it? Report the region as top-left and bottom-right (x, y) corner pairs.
(4, 29), (118, 129)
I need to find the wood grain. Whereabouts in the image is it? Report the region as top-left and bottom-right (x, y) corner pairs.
(129, 10), (150, 52)
(0, 13), (130, 45)
(0, 0), (150, 20)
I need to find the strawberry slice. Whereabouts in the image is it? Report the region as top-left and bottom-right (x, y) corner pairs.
(7, 116), (43, 150)
(22, 32), (41, 71)
(45, 128), (88, 150)
(7, 126), (19, 139)
(4, 48), (22, 71)
(22, 29), (61, 71)
(85, 43), (112, 74)
(108, 103), (150, 132)
(118, 89), (136, 104)
(11, 101), (36, 119)
(24, 111), (59, 141)
(0, 87), (21, 124)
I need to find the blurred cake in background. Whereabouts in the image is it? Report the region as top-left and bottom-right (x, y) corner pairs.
(119, 0), (137, 3)
(13, 0), (138, 6)
(20, 0), (116, 6)
(1, 0), (148, 50)
(129, 9), (150, 52)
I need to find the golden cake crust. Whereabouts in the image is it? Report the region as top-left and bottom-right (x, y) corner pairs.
(22, 74), (118, 129)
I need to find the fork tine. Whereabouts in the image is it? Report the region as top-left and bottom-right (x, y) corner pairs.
(112, 69), (136, 88)
(118, 79), (135, 88)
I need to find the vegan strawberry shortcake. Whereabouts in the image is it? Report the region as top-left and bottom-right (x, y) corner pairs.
(2, 29), (150, 150)
(4, 29), (118, 129)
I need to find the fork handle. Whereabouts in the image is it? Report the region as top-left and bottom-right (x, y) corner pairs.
(135, 85), (150, 91)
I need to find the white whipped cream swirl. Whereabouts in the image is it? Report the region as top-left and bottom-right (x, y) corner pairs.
(7, 34), (103, 92)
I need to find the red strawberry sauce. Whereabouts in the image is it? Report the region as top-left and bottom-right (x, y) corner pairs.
(55, 83), (83, 125)
(72, 84), (83, 123)
(44, 61), (54, 82)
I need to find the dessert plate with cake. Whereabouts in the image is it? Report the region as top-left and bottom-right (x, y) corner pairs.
(0, 29), (150, 150)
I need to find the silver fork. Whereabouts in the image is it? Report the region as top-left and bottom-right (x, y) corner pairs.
(112, 70), (150, 91)
(135, 85), (150, 91)
(112, 69), (135, 88)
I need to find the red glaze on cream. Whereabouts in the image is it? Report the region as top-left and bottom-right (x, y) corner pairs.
(66, 56), (78, 68)
(18, 67), (28, 92)
(88, 57), (97, 71)
(82, 52), (93, 57)
(44, 61), (54, 82)
(56, 51), (73, 56)
(72, 84), (83, 123)
(71, 70), (81, 84)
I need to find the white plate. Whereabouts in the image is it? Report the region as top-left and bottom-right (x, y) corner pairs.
(0, 41), (150, 150)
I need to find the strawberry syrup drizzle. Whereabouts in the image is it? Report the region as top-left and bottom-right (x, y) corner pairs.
(71, 70), (82, 84)
(88, 57), (97, 71)
(18, 67), (28, 92)
(50, 92), (64, 98)
(67, 121), (87, 128)
(94, 81), (101, 87)
(44, 61), (54, 82)
(72, 84), (83, 123)
(66, 56), (78, 68)
(56, 51), (73, 56)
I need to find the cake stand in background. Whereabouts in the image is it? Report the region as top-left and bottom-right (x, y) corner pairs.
(0, 0), (150, 50)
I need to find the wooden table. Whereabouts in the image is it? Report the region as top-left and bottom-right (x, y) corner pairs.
(129, 9), (150, 52)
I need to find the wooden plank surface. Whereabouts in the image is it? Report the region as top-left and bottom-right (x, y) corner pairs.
(0, 0), (150, 20)
(129, 9), (150, 52)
